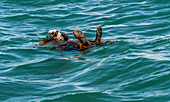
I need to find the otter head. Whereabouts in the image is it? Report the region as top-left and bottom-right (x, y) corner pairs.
(47, 30), (63, 41)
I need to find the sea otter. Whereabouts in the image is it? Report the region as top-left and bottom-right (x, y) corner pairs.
(34, 25), (115, 51)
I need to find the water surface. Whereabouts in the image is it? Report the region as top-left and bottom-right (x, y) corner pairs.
(0, 0), (170, 101)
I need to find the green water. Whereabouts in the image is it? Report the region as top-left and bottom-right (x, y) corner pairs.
(0, 0), (170, 101)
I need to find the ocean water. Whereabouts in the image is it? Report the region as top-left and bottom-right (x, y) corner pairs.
(0, 0), (170, 101)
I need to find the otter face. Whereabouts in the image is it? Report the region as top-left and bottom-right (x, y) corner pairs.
(47, 30), (63, 41)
